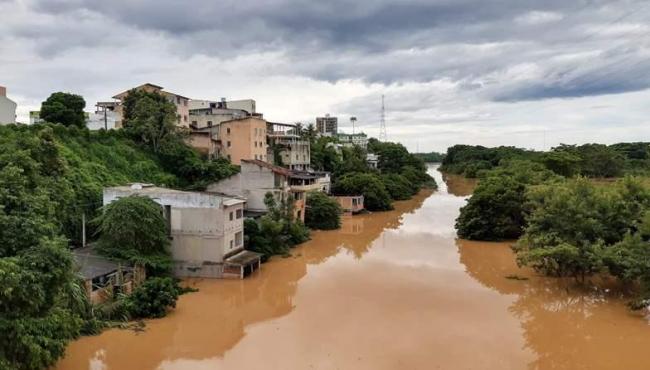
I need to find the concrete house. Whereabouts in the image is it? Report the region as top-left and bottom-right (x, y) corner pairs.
(335, 195), (365, 215)
(0, 86), (17, 124)
(103, 184), (261, 279)
(267, 122), (311, 171)
(208, 160), (321, 222)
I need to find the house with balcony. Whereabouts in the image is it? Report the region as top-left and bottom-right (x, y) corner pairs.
(267, 121), (311, 171)
(334, 195), (365, 215)
(207, 160), (321, 222)
(103, 184), (260, 279)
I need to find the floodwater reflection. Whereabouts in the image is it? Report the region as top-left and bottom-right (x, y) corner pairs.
(56, 165), (650, 370)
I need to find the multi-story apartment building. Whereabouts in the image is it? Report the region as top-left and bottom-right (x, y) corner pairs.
(267, 121), (311, 171)
(109, 83), (191, 128)
(219, 117), (269, 164)
(0, 86), (17, 124)
(316, 114), (338, 136)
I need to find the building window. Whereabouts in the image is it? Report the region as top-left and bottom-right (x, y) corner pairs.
(207, 120), (213, 127)
(227, 128), (231, 135)
(184, 115), (188, 122)
(183, 99), (188, 106)
(227, 154), (231, 161)
(227, 141), (231, 147)
(235, 231), (243, 246)
(230, 240), (234, 249)
(176, 97), (181, 104)
(236, 209), (243, 219)
(191, 120), (197, 125)
(229, 211), (234, 221)
(255, 141), (258, 148)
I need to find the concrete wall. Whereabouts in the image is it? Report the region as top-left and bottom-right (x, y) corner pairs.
(87, 110), (119, 130)
(0, 94), (17, 124)
(103, 188), (244, 265)
(220, 117), (268, 164)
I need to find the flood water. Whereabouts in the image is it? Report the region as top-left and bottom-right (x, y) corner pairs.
(57, 165), (650, 370)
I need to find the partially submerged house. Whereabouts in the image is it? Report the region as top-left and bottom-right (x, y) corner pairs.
(73, 246), (145, 304)
(103, 184), (261, 279)
(208, 160), (322, 222)
(334, 195), (365, 215)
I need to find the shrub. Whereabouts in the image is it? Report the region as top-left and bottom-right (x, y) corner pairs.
(305, 191), (342, 229)
(127, 277), (181, 319)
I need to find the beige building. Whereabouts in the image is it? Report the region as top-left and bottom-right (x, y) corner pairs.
(0, 86), (17, 124)
(218, 117), (268, 164)
(267, 122), (311, 171)
(316, 114), (338, 136)
(103, 184), (261, 279)
(109, 83), (191, 128)
(335, 195), (365, 215)
(208, 160), (322, 222)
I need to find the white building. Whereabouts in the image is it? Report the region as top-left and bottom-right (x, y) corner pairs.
(103, 184), (261, 279)
(367, 153), (379, 169)
(0, 86), (17, 124)
(338, 132), (368, 150)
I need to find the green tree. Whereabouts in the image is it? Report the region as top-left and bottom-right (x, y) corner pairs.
(333, 173), (392, 211)
(94, 195), (171, 274)
(305, 191), (342, 230)
(455, 160), (559, 241)
(381, 173), (418, 200)
(40, 92), (86, 128)
(122, 89), (178, 153)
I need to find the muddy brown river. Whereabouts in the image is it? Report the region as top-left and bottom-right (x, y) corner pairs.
(57, 165), (650, 370)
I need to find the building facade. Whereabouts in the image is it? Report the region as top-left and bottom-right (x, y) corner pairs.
(316, 114), (338, 136)
(103, 185), (260, 279)
(110, 83), (191, 128)
(267, 122), (310, 171)
(219, 117), (268, 164)
(208, 160), (321, 222)
(0, 86), (17, 124)
(338, 132), (368, 150)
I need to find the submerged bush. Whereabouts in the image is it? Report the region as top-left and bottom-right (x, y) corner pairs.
(305, 191), (342, 230)
(127, 277), (181, 319)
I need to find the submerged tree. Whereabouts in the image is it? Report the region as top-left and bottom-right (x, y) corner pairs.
(305, 191), (342, 230)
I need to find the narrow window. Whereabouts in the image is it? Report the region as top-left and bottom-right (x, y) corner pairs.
(229, 211), (234, 221)
(236, 209), (243, 219)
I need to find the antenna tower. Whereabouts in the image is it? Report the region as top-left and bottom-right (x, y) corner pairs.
(379, 94), (387, 141)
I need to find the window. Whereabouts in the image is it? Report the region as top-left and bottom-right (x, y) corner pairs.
(176, 97), (181, 104)
(235, 231), (243, 246)
(227, 154), (231, 161)
(183, 99), (188, 106)
(227, 141), (231, 147)
(229, 211), (234, 221)
(207, 120), (213, 127)
(191, 120), (197, 125)
(184, 115), (188, 122)
(230, 240), (234, 249)
(254, 128), (258, 136)
(255, 141), (258, 148)
(227, 128), (231, 135)
(236, 209), (243, 219)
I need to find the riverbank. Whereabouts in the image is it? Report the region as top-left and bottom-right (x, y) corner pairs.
(57, 165), (650, 370)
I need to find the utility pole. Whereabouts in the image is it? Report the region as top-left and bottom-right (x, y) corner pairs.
(379, 95), (387, 141)
(81, 212), (86, 247)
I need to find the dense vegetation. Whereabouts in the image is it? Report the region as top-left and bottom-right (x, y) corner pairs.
(308, 135), (437, 212)
(244, 193), (310, 259)
(449, 143), (650, 308)
(0, 89), (237, 368)
(414, 151), (445, 163)
(305, 191), (342, 230)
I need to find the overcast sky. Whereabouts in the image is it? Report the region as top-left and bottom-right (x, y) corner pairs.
(1, 0), (649, 152)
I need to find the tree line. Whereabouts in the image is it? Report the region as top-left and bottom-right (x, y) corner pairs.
(448, 143), (650, 309)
